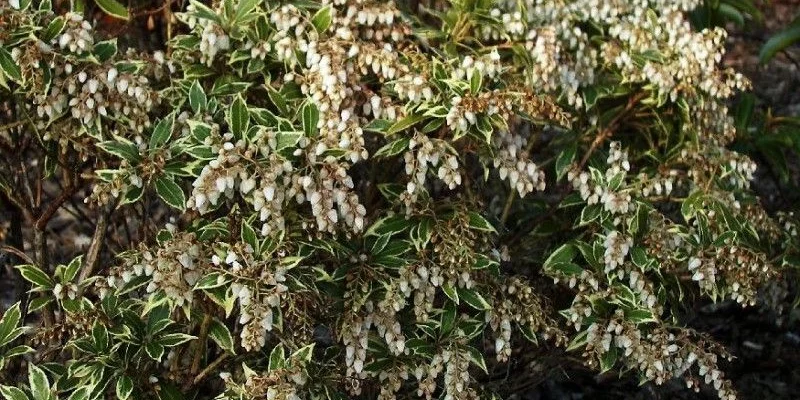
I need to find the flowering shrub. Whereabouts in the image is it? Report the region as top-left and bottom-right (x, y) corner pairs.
(0, 0), (796, 399)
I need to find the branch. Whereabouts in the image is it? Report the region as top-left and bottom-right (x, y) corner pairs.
(0, 245), (34, 265)
(35, 184), (79, 231)
(505, 92), (646, 246)
(577, 92), (647, 170)
(190, 314), (213, 376)
(78, 200), (115, 284)
(192, 353), (230, 387)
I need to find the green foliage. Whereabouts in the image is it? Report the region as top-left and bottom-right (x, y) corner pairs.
(760, 14), (800, 64)
(0, 0), (795, 400)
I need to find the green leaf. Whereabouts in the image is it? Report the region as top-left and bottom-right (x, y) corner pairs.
(373, 137), (410, 158)
(0, 386), (28, 400)
(116, 375), (133, 400)
(548, 262), (583, 276)
(555, 145), (577, 181)
(0, 48), (22, 84)
(566, 329), (589, 352)
(364, 119), (392, 134)
(156, 383), (184, 400)
(0, 303), (22, 347)
(467, 212), (495, 232)
(10, 0), (31, 9)
(210, 81), (251, 96)
(228, 95), (249, 138)
(41, 17), (66, 43)
(440, 301), (457, 334)
(66, 387), (88, 400)
(28, 364), (50, 400)
(93, 39), (118, 62)
(365, 215), (413, 237)
(291, 343), (314, 363)
(625, 309), (657, 324)
(241, 219), (259, 253)
(457, 287), (492, 310)
(301, 102), (319, 137)
(681, 191), (704, 222)
(266, 86), (288, 115)
(543, 243), (577, 269)
(464, 345), (488, 374)
(95, 0), (129, 20)
(268, 345), (285, 371)
(154, 176), (186, 210)
(630, 247), (649, 268)
(276, 131), (303, 151)
(187, 120), (212, 142)
(158, 333), (196, 347)
(599, 346), (619, 373)
(760, 16), (800, 64)
(386, 113), (426, 135)
(311, 5), (333, 33)
(469, 71), (482, 93)
(208, 319), (235, 354)
(63, 256), (82, 283)
(92, 323), (109, 351)
(145, 342), (165, 361)
(194, 272), (228, 290)
(3, 345), (33, 359)
(441, 282), (459, 304)
(97, 140), (142, 164)
(16, 264), (54, 290)
(28, 297), (53, 313)
(188, 0), (221, 23)
(234, 0), (259, 23)
(579, 204), (602, 225)
(150, 113), (175, 149)
(188, 81), (207, 114)
(70, 0), (84, 13)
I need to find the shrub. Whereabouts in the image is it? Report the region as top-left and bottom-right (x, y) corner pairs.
(0, 0), (795, 399)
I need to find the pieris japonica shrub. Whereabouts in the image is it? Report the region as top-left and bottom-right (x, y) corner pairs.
(0, 0), (796, 399)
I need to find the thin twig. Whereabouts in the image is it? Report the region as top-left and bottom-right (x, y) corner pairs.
(132, 0), (174, 18)
(190, 314), (213, 376)
(0, 120), (26, 132)
(577, 92), (647, 170)
(192, 353), (230, 386)
(35, 184), (79, 231)
(506, 92), (646, 246)
(0, 245), (34, 265)
(78, 200), (115, 284)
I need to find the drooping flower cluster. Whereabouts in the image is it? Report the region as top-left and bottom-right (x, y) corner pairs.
(0, 1), (794, 400)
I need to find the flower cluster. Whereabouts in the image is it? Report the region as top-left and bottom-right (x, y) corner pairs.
(1, 1), (795, 400)
(112, 230), (205, 307)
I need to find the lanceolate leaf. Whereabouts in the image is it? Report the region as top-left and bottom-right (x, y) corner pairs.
(0, 48), (22, 84)
(116, 376), (134, 400)
(95, 0), (130, 20)
(154, 176), (186, 210)
(16, 264), (54, 290)
(97, 140), (142, 164)
(760, 16), (800, 64)
(150, 113), (176, 150)
(28, 364), (50, 400)
(228, 95), (250, 138)
(208, 319), (235, 354)
(0, 303), (23, 347)
(301, 102), (319, 137)
(0, 386), (28, 400)
(311, 5), (333, 33)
